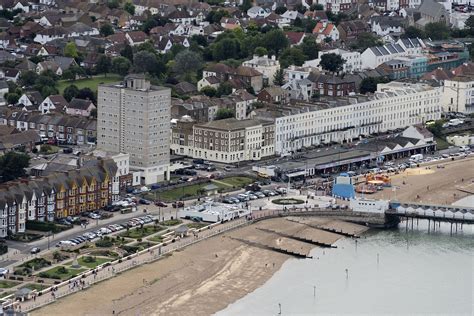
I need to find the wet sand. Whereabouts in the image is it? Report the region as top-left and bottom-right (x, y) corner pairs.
(33, 218), (366, 316)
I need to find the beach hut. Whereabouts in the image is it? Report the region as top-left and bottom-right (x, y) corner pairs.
(174, 225), (189, 238)
(15, 288), (32, 301)
(203, 184), (219, 197)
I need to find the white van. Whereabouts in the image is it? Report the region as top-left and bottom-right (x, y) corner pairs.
(409, 154), (423, 162)
(459, 145), (470, 152)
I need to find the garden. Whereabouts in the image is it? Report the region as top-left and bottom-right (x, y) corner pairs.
(38, 266), (86, 280)
(118, 226), (164, 239)
(15, 258), (52, 275)
(272, 198), (305, 205)
(57, 74), (122, 94)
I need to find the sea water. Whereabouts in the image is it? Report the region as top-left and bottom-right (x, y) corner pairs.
(217, 219), (474, 315)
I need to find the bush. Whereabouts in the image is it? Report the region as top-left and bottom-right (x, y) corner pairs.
(57, 266), (68, 274)
(95, 239), (113, 248)
(0, 243), (7, 255)
(26, 221), (71, 233)
(83, 256), (96, 263)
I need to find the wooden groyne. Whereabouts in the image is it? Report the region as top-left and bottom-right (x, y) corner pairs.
(256, 228), (336, 248)
(229, 237), (312, 259)
(286, 218), (360, 238)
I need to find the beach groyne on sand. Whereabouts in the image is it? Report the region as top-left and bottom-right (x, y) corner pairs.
(33, 217), (367, 316)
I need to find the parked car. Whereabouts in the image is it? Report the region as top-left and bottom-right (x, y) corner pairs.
(155, 201), (168, 207)
(30, 247), (41, 254)
(139, 198), (151, 205)
(89, 213), (101, 220)
(172, 201), (184, 208)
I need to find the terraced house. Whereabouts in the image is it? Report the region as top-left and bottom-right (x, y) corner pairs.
(0, 159), (117, 238)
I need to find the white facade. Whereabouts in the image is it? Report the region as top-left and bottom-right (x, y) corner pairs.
(441, 77), (474, 114)
(361, 44), (407, 69)
(242, 55), (280, 85)
(97, 75), (171, 185)
(247, 6), (270, 18)
(350, 198), (390, 213)
(372, 21), (403, 36)
(275, 82), (442, 155)
(38, 97), (57, 114)
(304, 49), (362, 73)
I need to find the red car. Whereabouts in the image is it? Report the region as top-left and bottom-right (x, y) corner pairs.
(155, 201), (168, 207)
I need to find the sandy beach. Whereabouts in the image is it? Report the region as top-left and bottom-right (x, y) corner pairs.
(370, 156), (474, 204)
(33, 218), (367, 316)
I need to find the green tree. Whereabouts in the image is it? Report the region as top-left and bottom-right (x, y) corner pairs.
(172, 50), (203, 81)
(18, 70), (38, 87)
(215, 108), (234, 120)
(254, 46), (268, 56)
(360, 76), (390, 94)
(100, 23), (114, 37)
(299, 37), (320, 60)
(191, 35), (208, 47)
(351, 32), (383, 51)
(424, 22), (451, 40)
(64, 42), (79, 59)
(133, 51), (166, 77)
(111, 56), (131, 76)
(216, 82), (233, 97)
(427, 121), (443, 137)
(123, 2), (135, 15)
(5, 93), (20, 105)
(320, 53), (345, 73)
(200, 86), (217, 97)
(279, 47), (306, 68)
(0, 152), (30, 183)
(263, 29), (289, 56)
(273, 68), (285, 86)
(63, 85), (79, 102)
(77, 88), (96, 103)
(95, 54), (112, 76)
(107, 0), (119, 9)
(211, 38), (240, 61)
(275, 6), (288, 14)
(120, 44), (133, 61)
(466, 15), (474, 29)
(310, 4), (324, 10)
(401, 26), (425, 39)
(206, 10), (229, 24)
(239, 0), (252, 12)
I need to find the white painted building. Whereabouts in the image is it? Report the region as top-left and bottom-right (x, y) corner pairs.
(304, 49), (362, 73)
(274, 82), (442, 155)
(361, 43), (407, 69)
(242, 55), (280, 85)
(441, 75), (474, 114)
(247, 6), (270, 18)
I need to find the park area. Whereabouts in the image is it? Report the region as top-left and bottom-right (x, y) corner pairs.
(147, 176), (255, 202)
(57, 75), (122, 94)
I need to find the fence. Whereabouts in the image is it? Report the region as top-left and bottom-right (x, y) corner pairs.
(2, 217), (249, 313)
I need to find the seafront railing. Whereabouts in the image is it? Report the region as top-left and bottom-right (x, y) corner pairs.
(3, 217), (250, 313)
(4, 206), (335, 313)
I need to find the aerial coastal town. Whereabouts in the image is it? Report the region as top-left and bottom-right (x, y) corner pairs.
(0, 0), (472, 314)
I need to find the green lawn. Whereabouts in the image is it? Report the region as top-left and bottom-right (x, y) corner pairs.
(22, 283), (47, 291)
(38, 266), (87, 280)
(154, 183), (229, 201)
(119, 226), (164, 239)
(19, 258), (51, 271)
(161, 219), (182, 226)
(0, 291), (14, 299)
(67, 256), (112, 269)
(147, 235), (164, 243)
(57, 75), (123, 94)
(217, 176), (254, 188)
(435, 136), (450, 150)
(0, 280), (20, 289)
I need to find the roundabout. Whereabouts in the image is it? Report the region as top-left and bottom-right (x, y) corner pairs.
(272, 198), (305, 205)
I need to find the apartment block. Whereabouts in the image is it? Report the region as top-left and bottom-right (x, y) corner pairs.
(97, 74), (171, 185)
(171, 118), (275, 163)
(253, 82), (442, 155)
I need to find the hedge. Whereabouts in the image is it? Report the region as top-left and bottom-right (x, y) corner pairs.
(26, 221), (71, 233)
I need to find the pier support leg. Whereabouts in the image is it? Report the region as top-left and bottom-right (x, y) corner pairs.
(417, 218), (419, 227)
(411, 217), (414, 230)
(405, 217), (408, 232)
(428, 219), (430, 233)
(450, 222), (453, 236)
(456, 223), (458, 233)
